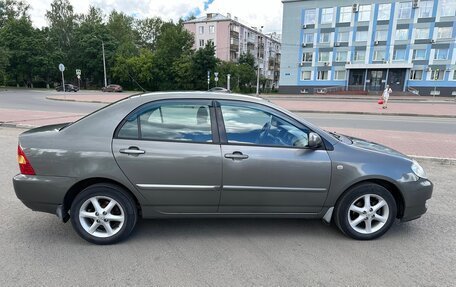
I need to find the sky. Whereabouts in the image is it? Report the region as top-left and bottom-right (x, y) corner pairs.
(25, 0), (283, 33)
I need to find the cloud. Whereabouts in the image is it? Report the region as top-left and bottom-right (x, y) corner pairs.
(25, 0), (283, 33)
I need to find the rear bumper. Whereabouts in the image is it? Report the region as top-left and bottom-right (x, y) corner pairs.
(13, 174), (76, 216)
(400, 178), (433, 222)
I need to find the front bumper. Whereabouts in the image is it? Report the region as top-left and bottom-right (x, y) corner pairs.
(400, 178), (433, 222)
(13, 174), (76, 216)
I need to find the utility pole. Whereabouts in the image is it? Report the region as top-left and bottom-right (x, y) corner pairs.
(102, 41), (107, 88)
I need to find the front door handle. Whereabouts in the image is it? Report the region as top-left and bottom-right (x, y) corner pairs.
(119, 147), (145, 155)
(224, 152), (249, 160)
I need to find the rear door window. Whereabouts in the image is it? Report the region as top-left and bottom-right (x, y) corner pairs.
(117, 101), (213, 143)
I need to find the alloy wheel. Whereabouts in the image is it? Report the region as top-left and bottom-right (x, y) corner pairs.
(348, 194), (389, 234)
(78, 196), (125, 238)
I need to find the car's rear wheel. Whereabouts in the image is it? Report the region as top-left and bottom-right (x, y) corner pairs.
(70, 183), (137, 244)
(334, 183), (397, 240)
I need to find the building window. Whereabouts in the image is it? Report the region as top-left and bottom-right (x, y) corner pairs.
(413, 49), (427, 60)
(375, 30), (388, 41)
(410, 70), (423, 80)
(320, 32), (331, 43)
(337, 32), (349, 43)
(321, 8), (334, 24)
(398, 2), (412, 19)
(198, 26), (204, 34)
(199, 39), (205, 47)
(339, 6), (352, 22)
(317, 71), (329, 80)
(355, 31), (368, 42)
(304, 33), (314, 44)
(430, 69), (444, 80)
(334, 70), (346, 80)
(393, 49), (406, 61)
(209, 25), (215, 34)
(419, 1), (434, 18)
(301, 70), (312, 80)
(335, 51), (348, 62)
(373, 50), (386, 61)
(453, 71), (456, 80)
(434, 49), (448, 60)
(302, 52), (313, 62)
(395, 29), (408, 40)
(437, 27), (452, 39)
(378, 3), (391, 20)
(304, 9), (316, 25)
(318, 52), (330, 62)
(358, 5), (371, 21)
(440, 0), (456, 17)
(414, 28), (429, 39)
(354, 50), (366, 61)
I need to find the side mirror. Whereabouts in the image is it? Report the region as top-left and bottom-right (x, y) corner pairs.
(308, 132), (322, 149)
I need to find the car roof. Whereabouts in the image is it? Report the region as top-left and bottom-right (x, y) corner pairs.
(130, 91), (267, 104)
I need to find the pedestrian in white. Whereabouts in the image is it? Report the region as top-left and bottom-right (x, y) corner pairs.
(382, 85), (392, 109)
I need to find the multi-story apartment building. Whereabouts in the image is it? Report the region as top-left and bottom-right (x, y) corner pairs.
(184, 13), (282, 90)
(280, 0), (456, 95)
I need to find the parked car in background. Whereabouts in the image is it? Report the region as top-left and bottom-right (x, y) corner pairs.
(56, 84), (79, 92)
(102, 84), (123, 92)
(13, 92), (432, 244)
(209, 87), (231, 93)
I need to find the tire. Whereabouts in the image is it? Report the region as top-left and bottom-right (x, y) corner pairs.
(334, 183), (397, 240)
(70, 183), (138, 245)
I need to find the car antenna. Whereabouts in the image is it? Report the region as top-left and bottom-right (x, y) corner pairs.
(127, 70), (147, 93)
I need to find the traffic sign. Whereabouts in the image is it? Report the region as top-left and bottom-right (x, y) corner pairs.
(59, 63), (65, 72)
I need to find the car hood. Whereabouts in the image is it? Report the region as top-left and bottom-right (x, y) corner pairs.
(347, 136), (409, 159)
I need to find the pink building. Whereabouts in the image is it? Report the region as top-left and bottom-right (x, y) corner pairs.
(184, 13), (281, 89)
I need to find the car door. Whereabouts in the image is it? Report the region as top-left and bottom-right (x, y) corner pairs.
(112, 99), (222, 214)
(216, 100), (331, 213)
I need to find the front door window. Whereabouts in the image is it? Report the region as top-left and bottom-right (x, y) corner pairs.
(220, 104), (309, 148)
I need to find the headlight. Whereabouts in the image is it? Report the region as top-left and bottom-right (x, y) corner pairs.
(411, 160), (427, 179)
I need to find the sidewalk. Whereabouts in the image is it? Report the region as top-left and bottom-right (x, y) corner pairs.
(46, 93), (456, 118)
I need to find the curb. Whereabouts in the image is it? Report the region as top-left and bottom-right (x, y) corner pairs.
(290, 110), (456, 119)
(411, 155), (456, 165)
(45, 96), (110, 104)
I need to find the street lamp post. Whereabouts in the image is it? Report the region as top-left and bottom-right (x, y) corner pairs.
(256, 26), (264, 96)
(102, 41), (107, 88)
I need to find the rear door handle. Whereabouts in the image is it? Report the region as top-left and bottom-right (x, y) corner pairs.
(224, 152), (249, 160)
(119, 147), (145, 155)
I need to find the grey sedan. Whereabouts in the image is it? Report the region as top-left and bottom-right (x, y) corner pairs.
(13, 92), (433, 244)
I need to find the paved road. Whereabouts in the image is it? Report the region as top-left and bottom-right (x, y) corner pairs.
(299, 112), (456, 135)
(0, 89), (104, 113)
(1, 127), (455, 286)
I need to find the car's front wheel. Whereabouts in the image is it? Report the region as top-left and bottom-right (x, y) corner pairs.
(70, 183), (138, 244)
(334, 183), (397, 240)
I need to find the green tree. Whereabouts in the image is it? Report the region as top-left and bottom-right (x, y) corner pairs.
(239, 52), (255, 69)
(191, 41), (218, 90)
(0, 0), (29, 28)
(152, 21), (194, 90)
(135, 17), (163, 50)
(0, 17), (38, 86)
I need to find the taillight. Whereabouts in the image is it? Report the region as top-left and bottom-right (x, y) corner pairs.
(17, 145), (35, 175)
